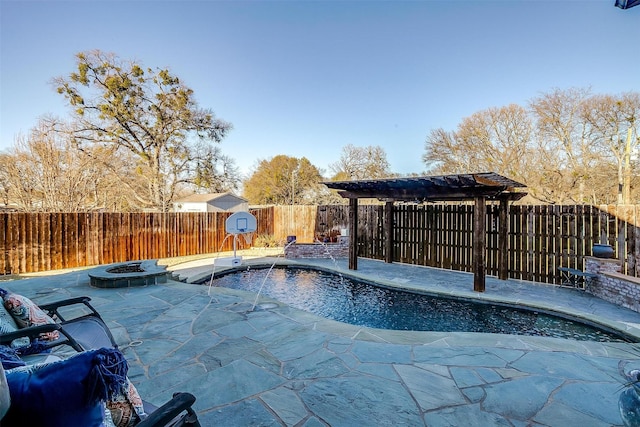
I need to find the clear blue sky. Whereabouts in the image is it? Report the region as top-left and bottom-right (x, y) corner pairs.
(1, 0), (639, 178)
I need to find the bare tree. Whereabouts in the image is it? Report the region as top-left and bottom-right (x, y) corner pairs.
(0, 117), (120, 212)
(0, 148), (38, 211)
(54, 50), (233, 211)
(529, 87), (599, 203)
(330, 144), (395, 180)
(422, 128), (465, 174)
(423, 104), (534, 189)
(424, 88), (640, 204)
(581, 92), (640, 204)
(191, 144), (241, 193)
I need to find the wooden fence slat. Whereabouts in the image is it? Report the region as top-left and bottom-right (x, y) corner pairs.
(0, 214), (6, 275)
(9, 215), (17, 274)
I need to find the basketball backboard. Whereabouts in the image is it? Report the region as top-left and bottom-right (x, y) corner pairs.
(225, 211), (257, 234)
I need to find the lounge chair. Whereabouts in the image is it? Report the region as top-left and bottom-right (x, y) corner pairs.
(0, 291), (201, 425)
(0, 292), (117, 353)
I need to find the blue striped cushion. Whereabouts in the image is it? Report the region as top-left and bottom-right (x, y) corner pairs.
(0, 305), (28, 348)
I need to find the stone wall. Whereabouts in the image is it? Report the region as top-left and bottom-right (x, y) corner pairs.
(585, 256), (640, 313)
(284, 236), (348, 259)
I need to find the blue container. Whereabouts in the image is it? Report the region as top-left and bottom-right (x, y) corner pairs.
(592, 244), (614, 259)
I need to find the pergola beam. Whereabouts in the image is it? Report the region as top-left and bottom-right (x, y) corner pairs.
(337, 188), (508, 201)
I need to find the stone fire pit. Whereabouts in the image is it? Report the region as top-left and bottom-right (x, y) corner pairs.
(89, 260), (169, 288)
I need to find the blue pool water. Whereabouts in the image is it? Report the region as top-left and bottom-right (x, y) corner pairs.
(203, 266), (629, 342)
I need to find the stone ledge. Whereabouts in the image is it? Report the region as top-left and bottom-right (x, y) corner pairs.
(586, 257), (640, 313)
(604, 271), (640, 286)
(285, 238), (348, 260)
(584, 256), (622, 264)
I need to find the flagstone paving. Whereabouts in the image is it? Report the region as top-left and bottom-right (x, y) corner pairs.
(4, 256), (640, 426)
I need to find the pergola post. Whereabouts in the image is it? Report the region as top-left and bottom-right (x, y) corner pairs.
(498, 198), (509, 280)
(348, 198), (358, 270)
(384, 201), (394, 263)
(473, 196), (486, 292)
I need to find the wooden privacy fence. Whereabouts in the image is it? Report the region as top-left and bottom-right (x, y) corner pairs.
(270, 205), (349, 243)
(1, 205), (638, 284)
(266, 204), (640, 283)
(384, 204), (639, 282)
(506, 204), (639, 281)
(0, 210), (273, 274)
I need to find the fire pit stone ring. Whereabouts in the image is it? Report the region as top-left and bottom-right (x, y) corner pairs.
(89, 260), (169, 288)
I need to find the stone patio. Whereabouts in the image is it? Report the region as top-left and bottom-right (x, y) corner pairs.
(4, 256), (640, 426)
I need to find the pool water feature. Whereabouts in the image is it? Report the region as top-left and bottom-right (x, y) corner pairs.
(202, 266), (632, 342)
(250, 237), (298, 310)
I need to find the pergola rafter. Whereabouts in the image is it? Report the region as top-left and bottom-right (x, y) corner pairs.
(323, 172), (527, 292)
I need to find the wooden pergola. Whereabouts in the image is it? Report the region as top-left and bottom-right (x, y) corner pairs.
(323, 172), (527, 292)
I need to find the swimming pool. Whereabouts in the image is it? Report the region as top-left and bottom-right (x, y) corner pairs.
(201, 266), (630, 342)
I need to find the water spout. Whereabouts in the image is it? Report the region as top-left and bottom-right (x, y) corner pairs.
(314, 238), (345, 285)
(250, 237), (297, 311)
